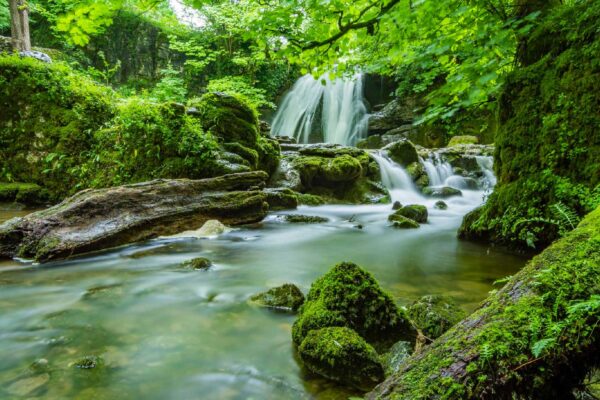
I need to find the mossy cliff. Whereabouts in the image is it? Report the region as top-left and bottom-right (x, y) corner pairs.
(459, 1), (600, 250)
(0, 57), (281, 203)
(368, 206), (600, 399)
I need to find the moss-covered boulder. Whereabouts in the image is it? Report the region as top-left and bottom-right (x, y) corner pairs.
(181, 257), (212, 270)
(283, 214), (329, 224)
(250, 283), (305, 312)
(406, 162), (430, 189)
(286, 144), (388, 204)
(459, 2), (600, 250)
(407, 295), (466, 339)
(434, 200), (448, 210)
(263, 188), (298, 211)
(383, 139), (419, 166)
(422, 186), (462, 198)
(0, 183), (50, 206)
(388, 214), (420, 229)
(298, 327), (385, 390)
(447, 135), (479, 147)
(391, 205), (428, 223)
(292, 262), (415, 349)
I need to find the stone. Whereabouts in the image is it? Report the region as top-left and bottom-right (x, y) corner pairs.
(389, 215), (420, 229)
(0, 172), (269, 262)
(392, 201), (403, 210)
(422, 186), (462, 198)
(292, 262), (415, 349)
(72, 355), (104, 369)
(250, 283), (305, 312)
(407, 295), (466, 339)
(298, 327), (385, 390)
(6, 374), (50, 396)
(264, 188), (298, 210)
(19, 50), (52, 63)
(283, 214), (329, 224)
(447, 135), (479, 147)
(391, 204), (428, 223)
(383, 139), (419, 166)
(181, 257), (212, 270)
(434, 201), (448, 210)
(382, 341), (413, 376)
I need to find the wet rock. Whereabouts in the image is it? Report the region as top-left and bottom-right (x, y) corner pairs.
(407, 295), (466, 339)
(447, 135), (479, 147)
(167, 219), (229, 239)
(367, 98), (419, 135)
(72, 355), (104, 369)
(357, 135), (384, 149)
(391, 204), (428, 223)
(434, 201), (448, 210)
(392, 201), (403, 210)
(422, 186), (462, 198)
(268, 158), (302, 191)
(382, 341), (413, 375)
(19, 50), (52, 63)
(406, 162), (429, 188)
(250, 283), (305, 312)
(383, 139), (419, 167)
(264, 188), (298, 211)
(0, 172), (269, 262)
(181, 257), (212, 270)
(388, 215), (420, 229)
(292, 262), (415, 349)
(0, 182), (50, 206)
(298, 327), (385, 390)
(283, 214), (329, 224)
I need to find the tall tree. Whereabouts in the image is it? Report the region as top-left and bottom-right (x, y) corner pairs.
(9, 0), (31, 51)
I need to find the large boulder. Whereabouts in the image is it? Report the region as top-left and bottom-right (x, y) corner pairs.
(367, 98), (419, 135)
(298, 327), (385, 390)
(383, 139), (419, 166)
(0, 172), (269, 262)
(292, 262), (415, 349)
(391, 204), (428, 223)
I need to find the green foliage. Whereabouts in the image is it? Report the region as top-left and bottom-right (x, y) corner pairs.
(0, 0), (9, 32)
(207, 76), (274, 110)
(150, 65), (188, 103)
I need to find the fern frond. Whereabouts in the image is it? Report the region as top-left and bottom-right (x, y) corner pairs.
(550, 202), (580, 231)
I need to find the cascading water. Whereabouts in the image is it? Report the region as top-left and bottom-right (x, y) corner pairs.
(371, 152), (424, 204)
(421, 153), (454, 186)
(270, 73), (368, 145)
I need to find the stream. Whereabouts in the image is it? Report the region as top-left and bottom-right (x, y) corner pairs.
(0, 151), (527, 399)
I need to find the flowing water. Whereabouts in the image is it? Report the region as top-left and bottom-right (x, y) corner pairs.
(0, 153), (527, 399)
(270, 74), (369, 146)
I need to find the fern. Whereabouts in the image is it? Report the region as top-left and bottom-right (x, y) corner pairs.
(550, 202), (580, 231)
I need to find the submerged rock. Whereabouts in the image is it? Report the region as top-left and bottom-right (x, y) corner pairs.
(388, 215), (420, 229)
(298, 327), (385, 390)
(391, 204), (428, 223)
(181, 257), (213, 270)
(283, 214), (329, 224)
(6, 373), (50, 396)
(407, 295), (466, 339)
(72, 355), (104, 369)
(434, 200), (448, 210)
(292, 262), (415, 349)
(382, 340), (413, 376)
(250, 283), (305, 312)
(0, 172), (269, 262)
(422, 186), (462, 198)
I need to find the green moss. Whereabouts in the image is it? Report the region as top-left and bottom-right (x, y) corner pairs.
(422, 186), (462, 198)
(447, 135), (479, 147)
(292, 262), (415, 350)
(181, 257), (212, 270)
(298, 326), (385, 390)
(384, 139), (419, 166)
(295, 192), (326, 206)
(391, 205), (428, 223)
(0, 182), (49, 205)
(459, 2), (600, 250)
(250, 283), (305, 312)
(370, 206), (600, 399)
(407, 295), (466, 339)
(389, 215), (420, 229)
(283, 214), (329, 224)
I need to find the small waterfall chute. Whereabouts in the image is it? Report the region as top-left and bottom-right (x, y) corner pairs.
(371, 151), (423, 203)
(270, 73), (368, 146)
(421, 154), (454, 186)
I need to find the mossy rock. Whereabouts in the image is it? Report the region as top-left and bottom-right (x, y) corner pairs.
(283, 214), (329, 224)
(181, 257), (213, 270)
(383, 139), (419, 166)
(447, 135), (479, 147)
(295, 192), (326, 206)
(422, 186), (462, 198)
(298, 327), (385, 390)
(189, 92), (259, 145)
(0, 182), (49, 206)
(406, 162), (429, 188)
(357, 135), (384, 149)
(382, 340), (413, 376)
(264, 188), (298, 211)
(292, 262), (415, 350)
(388, 214), (420, 229)
(407, 295), (466, 339)
(71, 355), (104, 369)
(391, 205), (428, 223)
(434, 200), (448, 210)
(250, 283), (305, 312)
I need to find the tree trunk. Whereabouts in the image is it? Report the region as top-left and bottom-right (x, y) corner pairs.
(367, 207), (600, 400)
(9, 0), (31, 52)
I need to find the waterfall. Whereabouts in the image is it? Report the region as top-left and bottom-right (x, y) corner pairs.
(371, 152), (423, 203)
(270, 73), (368, 146)
(421, 154), (454, 186)
(476, 156), (497, 189)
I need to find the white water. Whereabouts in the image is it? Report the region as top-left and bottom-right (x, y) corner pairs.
(270, 74), (369, 145)
(421, 154), (454, 186)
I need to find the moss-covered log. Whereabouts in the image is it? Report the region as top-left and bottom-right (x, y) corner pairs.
(368, 207), (600, 400)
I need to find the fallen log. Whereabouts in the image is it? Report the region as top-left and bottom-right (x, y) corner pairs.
(0, 172), (269, 262)
(367, 207), (600, 399)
